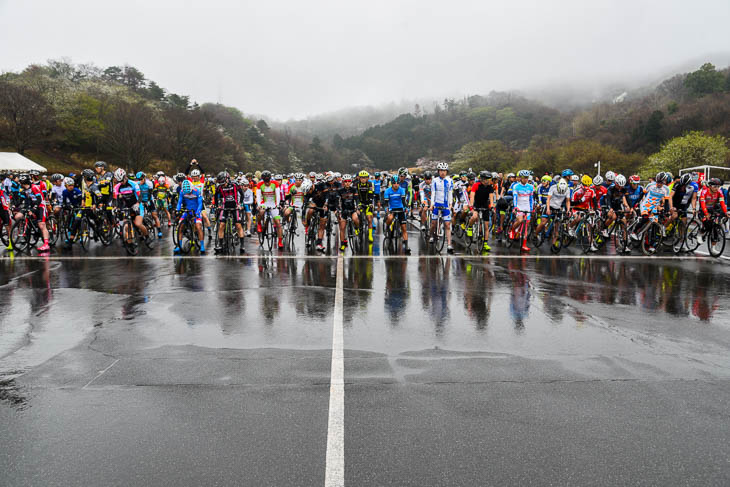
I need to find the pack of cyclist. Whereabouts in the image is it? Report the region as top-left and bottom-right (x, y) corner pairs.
(1, 159), (728, 257)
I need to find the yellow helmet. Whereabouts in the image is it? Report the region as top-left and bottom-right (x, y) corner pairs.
(581, 175), (592, 186)
(358, 170), (370, 178)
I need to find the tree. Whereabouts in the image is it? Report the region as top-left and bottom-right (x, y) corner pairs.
(0, 81), (55, 154)
(165, 93), (189, 110)
(121, 65), (146, 91)
(643, 131), (729, 178)
(102, 66), (123, 83)
(102, 99), (159, 170)
(145, 81), (165, 101)
(684, 63), (725, 97)
(643, 110), (664, 148)
(452, 140), (517, 172)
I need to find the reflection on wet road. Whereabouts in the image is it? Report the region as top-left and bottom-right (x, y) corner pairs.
(1, 254), (729, 486)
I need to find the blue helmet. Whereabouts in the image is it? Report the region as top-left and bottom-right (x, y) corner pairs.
(561, 169), (574, 178)
(391, 175), (399, 184)
(181, 180), (192, 194)
(135, 171), (145, 180)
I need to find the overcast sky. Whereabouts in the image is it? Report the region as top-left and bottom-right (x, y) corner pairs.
(1, 0), (729, 119)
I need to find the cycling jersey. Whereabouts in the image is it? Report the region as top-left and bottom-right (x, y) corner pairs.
(384, 186), (406, 211)
(640, 182), (670, 215)
(572, 186), (596, 210)
(288, 184), (306, 209)
(214, 183), (242, 209)
(593, 185), (607, 208)
(138, 180), (153, 203)
(431, 177), (453, 207)
(470, 181), (494, 209)
(419, 181), (432, 204)
(256, 181), (280, 208)
(50, 182), (65, 205)
(536, 183), (551, 206)
(671, 183), (696, 208)
(372, 178), (381, 194)
(338, 185), (358, 212)
(625, 185), (644, 208)
(547, 185), (569, 210)
(153, 182), (170, 200)
(176, 188), (203, 218)
(62, 187), (83, 207)
(605, 184), (628, 211)
(699, 187), (728, 216)
(354, 180), (374, 207)
(512, 182), (534, 212)
(114, 180), (144, 216)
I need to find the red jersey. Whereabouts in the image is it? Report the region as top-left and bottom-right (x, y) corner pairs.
(571, 186), (596, 210)
(593, 185), (607, 209)
(699, 187), (728, 216)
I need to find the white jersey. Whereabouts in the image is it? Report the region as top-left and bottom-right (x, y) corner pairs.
(431, 177), (453, 207)
(242, 188), (254, 205)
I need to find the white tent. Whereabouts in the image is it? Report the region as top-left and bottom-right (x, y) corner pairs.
(0, 152), (47, 173)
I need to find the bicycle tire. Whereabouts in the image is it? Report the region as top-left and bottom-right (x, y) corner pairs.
(708, 223), (726, 257)
(121, 221), (139, 256)
(79, 217), (91, 251)
(10, 219), (31, 253)
(641, 223), (660, 256)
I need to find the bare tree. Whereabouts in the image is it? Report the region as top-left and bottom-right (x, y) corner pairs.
(102, 99), (158, 170)
(0, 81), (55, 155)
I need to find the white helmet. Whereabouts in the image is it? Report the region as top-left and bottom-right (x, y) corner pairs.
(592, 175), (603, 186)
(64, 177), (75, 186)
(556, 179), (569, 195)
(614, 174), (626, 186)
(605, 171), (615, 182)
(190, 169), (201, 177)
(436, 162), (448, 171)
(158, 176), (166, 184)
(570, 174), (580, 182)
(114, 168), (126, 181)
(239, 177), (249, 186)
(334, 172), (341, 178)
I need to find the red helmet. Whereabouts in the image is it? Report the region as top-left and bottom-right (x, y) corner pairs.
(628, 175), (641, 184)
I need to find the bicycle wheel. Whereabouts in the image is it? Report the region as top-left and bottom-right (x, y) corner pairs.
(550, 222), (563, 254)
(578, 224), (592, 253)
(347, 220), (357, 252)
(641, 223), (660, 256)
(708, 223), (726, 257)
(265, 216), (275, 251)
(142, 221), (155, 249)
(121, 221), (139, 256)
(10, 219), (31, 253)
(1, 224), (8, 247)
(684, 219), (701, 252)
(258, 215), (266, 247)
(615, 223), (629, 254)
(79, 217), (91, 251)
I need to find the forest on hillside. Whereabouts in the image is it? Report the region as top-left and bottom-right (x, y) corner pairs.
(1, 59), (729, 177)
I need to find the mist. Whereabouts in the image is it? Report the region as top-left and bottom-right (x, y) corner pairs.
(2, 0), (729, 120)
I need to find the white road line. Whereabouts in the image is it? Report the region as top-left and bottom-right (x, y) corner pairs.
(694, 249), (730, 261)
(325, 255), (345, 487)
(82, 358), (120, 389)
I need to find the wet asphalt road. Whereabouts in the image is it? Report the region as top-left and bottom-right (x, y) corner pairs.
(1, 223), (730, 486)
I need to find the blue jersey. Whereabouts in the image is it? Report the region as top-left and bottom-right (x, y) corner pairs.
(371, 178), (381, 194)
(626, 185), (644, 208)
(384, 186), (406, 210)
(138, 180), (153, 202)
(62, 187), (83, 207)
(177, 188), (203, 216)
(536, 184), (551, 205)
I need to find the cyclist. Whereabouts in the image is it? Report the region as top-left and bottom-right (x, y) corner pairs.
(631, 172), (671, 247)
(282, 173), (306, 238)
(62, 177), (83, 243)
(213, 171), (245, 254)
(0, 179), (12, 250)
(372, 172), (382, 225)
(419, 171), (433, 231)
(189, 168), (212, 240)
(337, 174), (359, 251)
(242, 178), (254, 236)
(698, 177), (728, 243)
(383, 175), (411, 254)
(256, 170), (284, 249)
(466, 171), (495, 252)
(175, 179), (205, 254)
(668, 173), (697, 228)
(496, 172), (517, 234)
(354, 170), (375, 243)
(568, 174), (598, 252)
(306, 175), (330, 251)
(536, 177), (571, 237)
(429, 162), (454, 253)
(113, 168), (150, 243)
(94, 161), (114, 209)
(15, 174), (51, 251)
(603, 174), (629, 240)
(625, 175), (645, 215)
(510, 170), (534, 252)
(137, 172), (162, 238)
(49, 173), (65, 218)
(153, 175), (173, 227)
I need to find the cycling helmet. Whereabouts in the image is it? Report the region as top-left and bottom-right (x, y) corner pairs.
(334, 172), (341, 178)
(436, 162), (449, 171)
(181, 180), (192, 194)
(51, 173), (63, 182)
(552, 175), (561, 183)
(240, 177), (249, 186)
(391, 175), (400, 184)
(19, 175), (31, 185)
(113, 168), (126, 181)
(581, 175), (592, 186)
(398, 167), (408, 176)
(614, 174), (627, 187)
(675, 173), (690, 186)
(541, 175), (552, 183)
(571, 174), (580, 182)
(261, 170), (271, 181)
(467, 172), (476, 180)
(29, 170), (40, 177)
(375, 172), (381, 177)
(690, 172), (699, 182)
(358, 170), (370, 178)
(605, 171), (615, 182)
(493, 172), (500, 179)
(190, 168), (201, 178)
(592, 175), (603, 186)
(157, 176), (166, 184)
(708, 177), (722, 186)
(655, 172), (668, 184)
(343, 174), (353, 181)
(507, 173), (516, 178)
(325, 175), (334, 183)
(64, 177), (74, 186)
(424, 171), (434, 179)
(628, 175), (640, 184)
(308, 171), (316, 178)
(94, 161), (107, 169)
(274, 174), (282, 181)
(479, 171), (491, 179)
(294, 173), (303, 180)
(561, 169), (574, 178)
(82, 169), (95, 180)
(518, 169), (530, 178)
(217, 171), (229, 183)
(556, 179), (569, 195)
(155, 171), (164, 178)
(136, 171), (145, 180)
(174, 172), (186, 183)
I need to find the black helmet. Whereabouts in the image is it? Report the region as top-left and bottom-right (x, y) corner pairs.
(94, 161), (107, 169)
(261, 170), (271, 181)
(467, 172), (476, 180)
(708, 177), (722, 186)
(51, 173), (63, 182)
(174, 172), (186, 183)
(678, 174), (692, 186)
(217, 171), (229, 183)
(423, 171), (433, 179)
(19, 175), (31, 185)
(82, 169), (95, 180)
(655, 172), (668, 184)
(479, 171), (492, 179)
